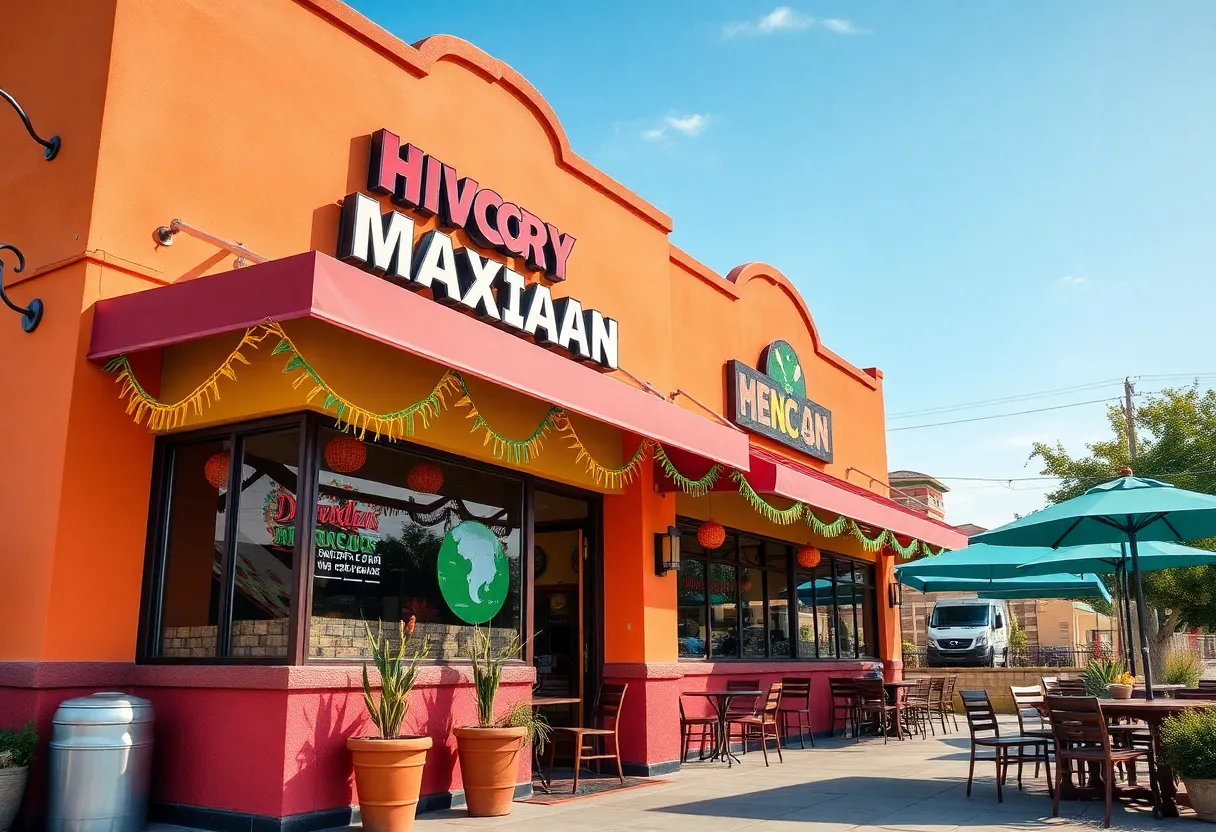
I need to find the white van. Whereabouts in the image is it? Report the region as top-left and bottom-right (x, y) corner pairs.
(926, 597), (1010, 667)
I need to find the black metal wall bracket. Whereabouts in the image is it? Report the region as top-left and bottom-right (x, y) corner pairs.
(0, 245), (43, 332)
(0, 87), (60, 160)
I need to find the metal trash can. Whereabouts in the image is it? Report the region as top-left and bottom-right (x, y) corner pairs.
(47, 693), (153, 832)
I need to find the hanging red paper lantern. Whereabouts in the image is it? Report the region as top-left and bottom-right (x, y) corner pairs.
(407, 461), (444, 494)
(324, 436), (367, 474)
(797, 545), (822, 569)
(740, 575), (753, 593)
(697, 520), (726, 550)
(204, 453), (230, 489)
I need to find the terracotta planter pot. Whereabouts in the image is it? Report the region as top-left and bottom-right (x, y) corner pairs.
(1184, 778), (1216, 822)
(0, 767), (28, 832)
(348, 736), (432, 832)
(454, 726), (526, 817)
(1107, 684), (1134, 700)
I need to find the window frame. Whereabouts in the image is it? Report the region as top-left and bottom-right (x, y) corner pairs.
(676, 517), (880, 663)
(138, 411), (599, 666)
(138, 413), (309, 666)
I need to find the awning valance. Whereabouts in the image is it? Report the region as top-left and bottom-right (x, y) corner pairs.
(87, 251), (751, 470)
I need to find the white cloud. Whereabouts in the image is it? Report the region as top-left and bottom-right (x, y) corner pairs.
(640, 113), (710, 142)
(723, 8), (869, 38)
(821, 18), (870, 35)
(1058, 275), (1086, 286)
(723, 6), (813, 37)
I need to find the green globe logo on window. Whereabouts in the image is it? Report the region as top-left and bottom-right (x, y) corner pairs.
(437, 521), (510, 624)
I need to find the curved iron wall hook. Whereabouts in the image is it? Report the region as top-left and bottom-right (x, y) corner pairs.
(0, 244), (43, 332)
(0, 88), (60, 161)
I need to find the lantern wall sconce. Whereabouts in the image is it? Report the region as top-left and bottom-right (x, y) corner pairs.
(654, 525), (682, 576)
(888, 581), (903, 608)
(1, 88), (60, 161)
(0, 245), (43, 333)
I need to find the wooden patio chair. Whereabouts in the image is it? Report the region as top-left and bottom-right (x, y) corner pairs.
(1198, 679), (1216, 692)
(1010, 684), (1054, 781)
(728, 681), (784, 766)
(828, 677), (859, 737)
(855, 678), (899, 744)
(961, 690), (1053, 803)
(778, 677), (815, 748)
(903, 677), (932, 738)
(1041, 676), (1060, 695)
(724, 678), (761, 719)
(548, 683), (628, 793)
(938, 675), (960, 731)
(679, 695), (715, 763)
(1046, 695), (1158, 828)
(1175, 688), (1213, 700)
(1056, 678), (1087, 697)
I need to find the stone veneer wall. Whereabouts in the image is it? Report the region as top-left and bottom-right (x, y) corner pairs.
(161, 618), (290, 658)
(310, 617), (515, 660)
(905, 666), (1080, 713)
(163, 617), (517, 660)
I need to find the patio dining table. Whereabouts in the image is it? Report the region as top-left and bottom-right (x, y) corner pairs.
(853, 678), (919, 739)
(1099, 698), (1216, 817)
(681, 689), (764, 768)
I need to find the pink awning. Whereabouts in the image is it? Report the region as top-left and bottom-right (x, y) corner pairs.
(87, 251), (751, 470)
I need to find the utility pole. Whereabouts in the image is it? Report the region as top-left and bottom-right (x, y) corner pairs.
(1124, 377), (1138, 462)
(1122, 376), (1140, 675)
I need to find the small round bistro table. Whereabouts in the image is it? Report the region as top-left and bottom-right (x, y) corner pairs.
(681, 689), (764, 767)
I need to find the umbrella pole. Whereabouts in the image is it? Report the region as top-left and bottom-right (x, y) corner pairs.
(1127, 532), (1154, 699)
(1118, 559), (1137, 676)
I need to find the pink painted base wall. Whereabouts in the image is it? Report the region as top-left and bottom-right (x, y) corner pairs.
(603, 660), (879, 768)
(4, 659), (880, 823)
(0, 664), (533, 822)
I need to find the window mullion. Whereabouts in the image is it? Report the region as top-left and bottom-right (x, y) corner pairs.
(216, 433), (243, 659)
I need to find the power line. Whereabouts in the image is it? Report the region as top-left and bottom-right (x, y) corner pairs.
(887, 373), (1216, 421)
(887, 379), (1123, 419)
(887, 397), (1120, 431)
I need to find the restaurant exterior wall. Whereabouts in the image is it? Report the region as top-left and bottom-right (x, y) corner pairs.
(0, 0), (950, 826)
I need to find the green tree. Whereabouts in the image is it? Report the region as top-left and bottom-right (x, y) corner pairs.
(1031, 386), (1216, 677)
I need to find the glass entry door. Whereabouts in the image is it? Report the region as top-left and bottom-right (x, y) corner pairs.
(532, 489), (597, 728)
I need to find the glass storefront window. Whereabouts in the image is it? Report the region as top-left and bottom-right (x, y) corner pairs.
(157, 440), (229, 658)
(677, 558), (708, 659)
(230, 430), (300, 659)
(708, 562), (739, 658)
(309, 429), (523, 660)
(676, 519), (879, 662)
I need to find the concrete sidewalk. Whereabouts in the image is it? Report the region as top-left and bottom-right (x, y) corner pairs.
(411, 730), (1172, 832)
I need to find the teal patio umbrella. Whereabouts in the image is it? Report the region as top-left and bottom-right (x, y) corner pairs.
(1017, 540), (1216, 674)
(898, 572), (1111, 603)
(971, 468), (1216, 698)
(893, 542), (1054, 581)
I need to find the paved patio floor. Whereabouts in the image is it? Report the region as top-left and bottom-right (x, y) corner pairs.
(414, 729), (1182, 832)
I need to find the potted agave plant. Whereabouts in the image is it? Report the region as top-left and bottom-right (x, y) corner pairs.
(454, 627), (549, 817)
(1160, 707), (1216, 821)
(349, 618), (431, 832)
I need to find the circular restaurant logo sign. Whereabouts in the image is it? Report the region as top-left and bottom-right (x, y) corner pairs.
(760, 340), (806, 399)
(437, 521), (510, 624)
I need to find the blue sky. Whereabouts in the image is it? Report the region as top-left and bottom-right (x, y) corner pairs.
(350, 1), (1216, 528)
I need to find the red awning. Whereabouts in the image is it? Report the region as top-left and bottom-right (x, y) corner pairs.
(87, 251), (751, 470)
(746, 447), (967, 550)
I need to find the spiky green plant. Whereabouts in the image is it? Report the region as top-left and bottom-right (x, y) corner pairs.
(361, 618), (430, 739)
(1082, 656), (1128, 697)
(467, 627), (549, 751)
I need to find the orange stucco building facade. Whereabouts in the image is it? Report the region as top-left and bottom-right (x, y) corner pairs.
(1, 1), (964, 828)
